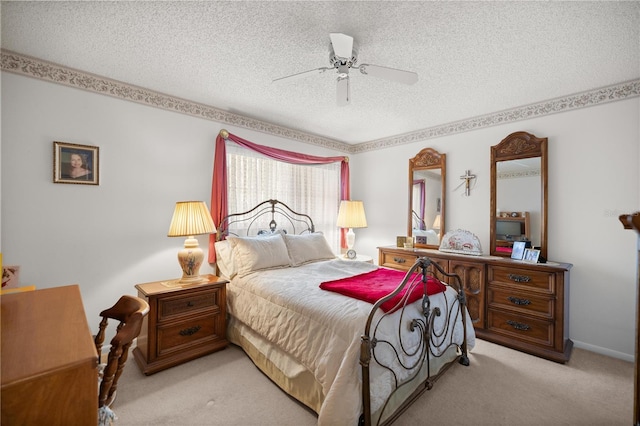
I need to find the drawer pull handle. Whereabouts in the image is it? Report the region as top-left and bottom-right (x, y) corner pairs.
(506, 320), (531, 331)
(187, 301), (194, 307)
(507, 296), (531, 306)
(393, 257), (406, 264)
(507, 274), (531, 283)
(179, 325), (201, 336)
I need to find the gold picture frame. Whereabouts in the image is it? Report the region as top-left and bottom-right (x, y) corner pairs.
(53, 141), (99, 185)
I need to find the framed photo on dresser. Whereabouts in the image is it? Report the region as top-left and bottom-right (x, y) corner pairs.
(523, 248), (540, 263)
(511, 241), (526, 260)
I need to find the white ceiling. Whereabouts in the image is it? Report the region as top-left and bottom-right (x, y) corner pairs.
(2, 1), (639, 145)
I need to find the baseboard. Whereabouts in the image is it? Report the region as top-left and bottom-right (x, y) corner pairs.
(572, 340), (634, 362)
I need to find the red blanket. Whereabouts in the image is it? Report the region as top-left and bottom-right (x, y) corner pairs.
(320, 268), (446, 313)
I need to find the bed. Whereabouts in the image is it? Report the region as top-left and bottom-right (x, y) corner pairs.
(214, 200), (475, 426)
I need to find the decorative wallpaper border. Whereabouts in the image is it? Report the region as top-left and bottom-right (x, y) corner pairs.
(3, 49), (639, 154)
(498, 170), (541, 180)
(353, 79), (640, 154)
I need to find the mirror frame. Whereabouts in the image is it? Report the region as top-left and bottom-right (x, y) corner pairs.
(408, 147), (446, 249)
(490, 131), (548, 259)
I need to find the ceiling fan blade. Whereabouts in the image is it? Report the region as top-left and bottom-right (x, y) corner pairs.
(336, 75), (350, 106)
(359, 64), (418, 85)
(272, 67), (331, 83)
(330, 33), (354, 59)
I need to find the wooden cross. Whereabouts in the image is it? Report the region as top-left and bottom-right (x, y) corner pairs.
(460, 170), (476, 196)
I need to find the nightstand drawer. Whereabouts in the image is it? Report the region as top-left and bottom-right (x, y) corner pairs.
(159, 290), (219, 320)
(488, 287), (554, 319)
(488, 266), (554, 294)
(487, 309), (554, 348)
(157, 315), (221, 355)
(380, 251), (419, 271)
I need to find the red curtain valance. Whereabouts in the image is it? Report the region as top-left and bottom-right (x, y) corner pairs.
(209, 130), (350, 263)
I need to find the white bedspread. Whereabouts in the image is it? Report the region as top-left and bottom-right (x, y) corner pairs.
(227, 259), (475, 426)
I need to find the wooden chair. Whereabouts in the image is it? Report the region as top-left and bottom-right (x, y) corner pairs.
(94, 295), (149, 410)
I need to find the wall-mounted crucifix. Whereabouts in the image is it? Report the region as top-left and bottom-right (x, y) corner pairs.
(460, 170), (477, 196)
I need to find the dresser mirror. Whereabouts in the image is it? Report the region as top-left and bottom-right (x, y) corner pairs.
(490, 131), (548, 258)
(408, 147), (446, 248)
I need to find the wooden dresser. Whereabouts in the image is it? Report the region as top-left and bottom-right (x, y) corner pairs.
(133, 274), (229, 374)
(1, 285), (99, 424)
(379, 246), (573, 363)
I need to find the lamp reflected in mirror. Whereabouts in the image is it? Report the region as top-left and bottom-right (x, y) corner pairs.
(432, 214), (441, 231)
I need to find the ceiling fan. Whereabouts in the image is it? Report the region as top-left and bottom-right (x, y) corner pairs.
(272, 33), (418, 106)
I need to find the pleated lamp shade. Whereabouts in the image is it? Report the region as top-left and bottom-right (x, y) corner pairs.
(167, 201), (216, 237)
(336, 200), (368, 229)
(336, 200), (367, 254)
(167, 201), (216, 285)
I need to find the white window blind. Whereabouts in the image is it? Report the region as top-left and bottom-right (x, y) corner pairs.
(226, 143), (341, 252)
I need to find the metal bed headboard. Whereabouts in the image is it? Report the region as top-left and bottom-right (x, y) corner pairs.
(216, 199), (315, 240)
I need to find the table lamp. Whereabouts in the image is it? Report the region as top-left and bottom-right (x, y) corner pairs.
(336, 200), (368, 258)
(167, 201), (216, 284)
(432, 214), (441, 230)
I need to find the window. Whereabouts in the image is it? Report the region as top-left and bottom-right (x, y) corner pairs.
(226, 143), (341, 251)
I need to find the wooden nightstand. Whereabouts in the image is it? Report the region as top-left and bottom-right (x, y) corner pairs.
(133, 274), (229, 375)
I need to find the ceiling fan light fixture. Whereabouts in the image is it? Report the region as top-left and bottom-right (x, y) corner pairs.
(273, 32), (419, 105)
(337, 64), (350, 78)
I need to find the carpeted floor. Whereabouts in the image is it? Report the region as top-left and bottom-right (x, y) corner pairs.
(113, 339), (634, 425)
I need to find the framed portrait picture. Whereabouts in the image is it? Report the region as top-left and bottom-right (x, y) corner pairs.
(523, 248), (541, 263)
(511, 241), (526, 260)
(53, 141), (99, 185)
(2, 265), (20, 289)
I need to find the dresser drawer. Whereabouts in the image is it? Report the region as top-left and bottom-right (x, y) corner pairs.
(159, 290), (219, 321)
(488, 266), (555, 294)
(380, 251), (419, 271)
(487, 309), (554, 348)
(157, 315), (222, 356)
(488, 287), (554, 319)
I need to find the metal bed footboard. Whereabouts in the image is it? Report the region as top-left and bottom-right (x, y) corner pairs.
(359, 257), (470, 426)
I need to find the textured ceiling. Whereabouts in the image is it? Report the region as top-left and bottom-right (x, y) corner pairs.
(1, 1), (639, 145)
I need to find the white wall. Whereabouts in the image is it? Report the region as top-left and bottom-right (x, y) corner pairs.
(2, 71), (639, 361)
(0, 72), (344, 337)
(351, 98), (640, 360)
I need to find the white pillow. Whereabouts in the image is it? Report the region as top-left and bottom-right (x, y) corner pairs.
(214, 240), (237, 279)
(228, 234), (291, 277)
(282, 233), (336, 266)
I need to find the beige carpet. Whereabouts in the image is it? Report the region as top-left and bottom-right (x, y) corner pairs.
(113, 339), (634, 425)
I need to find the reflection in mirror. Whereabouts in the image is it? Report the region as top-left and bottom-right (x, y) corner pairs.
(408, 148), (446, 248)
(496, 158), (541, 246)
(490, 132), (547, 258)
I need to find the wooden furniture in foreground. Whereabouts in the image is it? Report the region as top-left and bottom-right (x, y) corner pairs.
(1, 285), (99, 424)
(95, 295), (149, 408)
(133, 274), (229, 375)
(619, 212), (640, 426)
(379, 245), (573, 363)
